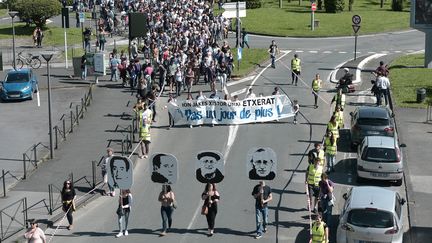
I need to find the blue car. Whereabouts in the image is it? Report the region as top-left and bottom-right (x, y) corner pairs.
(0, 68), (38, 101)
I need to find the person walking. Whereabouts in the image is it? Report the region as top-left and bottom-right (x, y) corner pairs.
(326, 115), (339, 141)
(201, 183), (220, 236)
(110, 55), (120, 81)
(323, 131), (337, 173)
(101, 148), (115, 196)
(305, 158), (323, 213)
(83, 27), (92, 53)
(242, 28), (250, 49)
(252, 181), (272, 239)
(175, 67), (183, 97)
(80, 54), (87, 80)
(116, 189), (133, 238)
(308, 142), (325, 166)
(98, 28), (107, 52)
(158, 185), (176, 236)
(312, 74), (322, 108)
(24, 221), (46, 243)
(293, 99), (300, 124)
(61, 180), (76, 230)
(310, 213), (329, 243)
(139, 102), (153, 159)
(319, 173), (335, 227)
(268, 40), (279, 68)
(33, 27), (44, 48)
(376, 71), (391, 106)
(291, 54), (301, 86)
(331, 89), (346, 111)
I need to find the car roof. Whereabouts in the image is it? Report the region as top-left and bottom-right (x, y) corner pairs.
(357, 107), (390, 119)
(364, 136), (396, 149)
(7, 68), (31, 74)
(350, 186), (396, 211)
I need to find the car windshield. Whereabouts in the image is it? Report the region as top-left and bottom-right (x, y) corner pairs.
(347, 209), (394, 228)
(357, 118), (389, 126)
(5, 73), (30, 83)
(364, 147), (397, 162)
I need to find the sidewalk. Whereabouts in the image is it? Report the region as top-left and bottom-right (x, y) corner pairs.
(394, 107), (432, 242)
(1, 77), (139, 242)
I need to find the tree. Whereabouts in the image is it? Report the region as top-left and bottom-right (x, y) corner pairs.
(324, 0), (345, 13)
(12, 0), (62, 27)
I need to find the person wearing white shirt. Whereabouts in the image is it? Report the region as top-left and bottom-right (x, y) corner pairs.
(376, 73), (391, 106)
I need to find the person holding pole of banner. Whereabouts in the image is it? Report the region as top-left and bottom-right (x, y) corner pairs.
(312, 74), (322, 109)
(252, 181), (272, 239)
(139, 103), (152, 159)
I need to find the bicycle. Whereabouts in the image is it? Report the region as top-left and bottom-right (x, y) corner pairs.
(15, 51), (42, 69)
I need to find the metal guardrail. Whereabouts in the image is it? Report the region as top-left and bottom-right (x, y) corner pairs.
(0, 84), (95, 198)
(0, 198), (27, 241)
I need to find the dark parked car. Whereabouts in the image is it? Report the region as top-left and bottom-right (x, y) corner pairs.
(0, 68), (38, 101)
(350, 106), (395, 147)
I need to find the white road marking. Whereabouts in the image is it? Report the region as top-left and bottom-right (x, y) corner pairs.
(323, 51), (332, 54)
(227, 75), (255, 87)
(231, 88), (247, 97)
(368, 51), (376, 54)
(309, 50), (318, 53)
(295, 50), (304, 53)
(338, 51), (347, 54)
(394, 50), (402, 53)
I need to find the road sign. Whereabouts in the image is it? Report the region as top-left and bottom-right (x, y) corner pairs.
(352, 24), (361, 33)
(222, 10), (246, 18)
(237, 47), (242, 61)
(79, 12), (85, 23)
(311, 3), (317, 11)
(222, 2), (246, 9)
(352, 15), (361, 25)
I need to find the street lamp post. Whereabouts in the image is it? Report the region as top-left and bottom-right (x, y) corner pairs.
(8, 11), (18, 70)
(41, 52), (54, 159)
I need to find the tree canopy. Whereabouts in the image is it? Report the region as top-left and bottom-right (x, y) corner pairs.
(10, 0), (62, 27)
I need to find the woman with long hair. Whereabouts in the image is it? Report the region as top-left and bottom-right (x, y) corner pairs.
(116, 189), (133, 238)
(61, 180), (76, 230)
(158, 185), (176, 236)
(201, 183), (220, 236)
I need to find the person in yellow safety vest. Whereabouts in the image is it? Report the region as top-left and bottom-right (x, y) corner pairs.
(324, 130), (337, 173)
(333, 105), (344, 129)
(291, 54), (301, 86)
(139, 102), (153, 159)
(331, 88), (346, 111)
(312, 74), (322, 109)
(326, 115), (339, 141)
(311, 213), (329, 243)
(305, 158), (323, 213)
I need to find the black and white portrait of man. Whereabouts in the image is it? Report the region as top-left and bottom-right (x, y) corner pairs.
(107, 156), (133, 189)
(195, 151), (225, 184)
(247, 148), (277, 180)
(150, 153), (178, 184)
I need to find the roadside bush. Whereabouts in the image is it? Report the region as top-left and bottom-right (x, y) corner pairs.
(391, 0), (404, 11)
(231, 0), (262, 9)
(13, 0), (62, 27)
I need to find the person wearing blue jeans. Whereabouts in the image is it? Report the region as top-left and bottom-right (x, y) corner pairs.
(158, 185), (175, 236)
(319, 173), (334, 228)
(252, 181), (273, 239)
(268, 40), (279, 68)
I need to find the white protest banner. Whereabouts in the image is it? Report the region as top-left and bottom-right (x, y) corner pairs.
(168, 95), (294, 125)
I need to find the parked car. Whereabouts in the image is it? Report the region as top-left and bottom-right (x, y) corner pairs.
(337, 186), (405, 243)
(357, 135), (404, 186)
(0, 68), (38, 101)
(350, 106), (395, 147)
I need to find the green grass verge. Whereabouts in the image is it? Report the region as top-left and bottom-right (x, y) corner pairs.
(389, 54), (432, 108)
(0, 9), (8, 17)
(241, 0), (410, 36)
(231, 48), (268, 77)
(0, 22), (85, 46)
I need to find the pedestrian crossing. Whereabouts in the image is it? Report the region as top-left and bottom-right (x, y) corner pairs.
(292, 49), (424, 55)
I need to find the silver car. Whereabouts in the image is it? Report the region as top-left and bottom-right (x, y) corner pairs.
(357, 136), (404, 186)
(337, 186), (405, 243)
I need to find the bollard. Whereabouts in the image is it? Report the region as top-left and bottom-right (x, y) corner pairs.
(54, 126), (58, 149)
(23, 153), (27, 180)
(70, 110), (74, 133)
(76, 105), (80, 124)
(70, 172), (74, 184)
(62, 118), (66, 140)
(81, 98), (85, 115)
(121, 139), (125, 156)
(2, 169), (6, 197)
(92, 160), (96, 189)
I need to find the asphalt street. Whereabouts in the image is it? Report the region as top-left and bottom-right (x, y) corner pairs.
(0, 19), (427, 242)
(44, 44), (413, 242)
